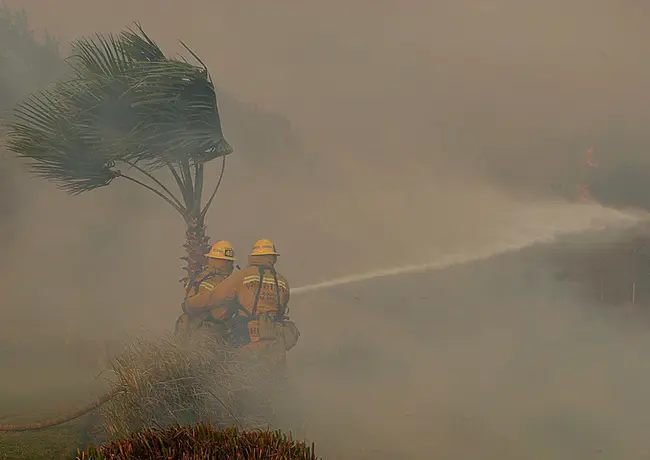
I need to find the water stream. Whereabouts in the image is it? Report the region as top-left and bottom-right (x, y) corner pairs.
(293, 204), (648, 296)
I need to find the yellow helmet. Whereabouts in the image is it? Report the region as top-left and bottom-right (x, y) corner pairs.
(250, 238), (280, 256)
(205, 240), (236, 260)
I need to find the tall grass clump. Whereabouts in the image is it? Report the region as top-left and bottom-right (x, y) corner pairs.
(77, 423), (318, 459)
(91, 329), (286, 444)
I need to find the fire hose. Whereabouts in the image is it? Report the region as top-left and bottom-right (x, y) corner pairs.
(0, 389), (119, 432)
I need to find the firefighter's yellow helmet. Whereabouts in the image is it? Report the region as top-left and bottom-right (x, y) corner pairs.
(205, 240), (236, 260)
(250, 239), (280, 256)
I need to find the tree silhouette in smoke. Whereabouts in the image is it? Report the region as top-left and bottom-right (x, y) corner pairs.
(0, 5), (65, 111)
(3, 23), (233, 289)
(0, 4), (65, 243)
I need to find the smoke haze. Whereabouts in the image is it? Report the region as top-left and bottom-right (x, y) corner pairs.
(2, 1), (650, 457)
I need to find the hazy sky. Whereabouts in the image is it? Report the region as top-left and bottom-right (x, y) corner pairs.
(2, 3), (650, 457)
(10, 0), (650, 190)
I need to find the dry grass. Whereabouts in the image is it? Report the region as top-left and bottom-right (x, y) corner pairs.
(91, 329), (287, 445)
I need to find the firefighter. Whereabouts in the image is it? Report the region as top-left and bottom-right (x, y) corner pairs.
(174, 240), (237, 338)
(201, 239), (300, 366)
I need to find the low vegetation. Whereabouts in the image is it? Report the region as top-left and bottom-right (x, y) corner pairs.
(94, 331), (284, 443)
(0, 331), (312, 459)
(76, 424), (318, 459)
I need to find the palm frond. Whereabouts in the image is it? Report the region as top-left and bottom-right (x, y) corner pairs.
(124, 60), (232, 168)
(179, 40), (209, 74)
(7, 83), (119, 194)
(68, 33), (132, 78)
(119, 22), (165, 63)
(4, 24), (232, 195)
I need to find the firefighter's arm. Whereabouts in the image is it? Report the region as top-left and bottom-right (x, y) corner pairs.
(207, 272), (240, 307)
(185, 292), (211, 313)
(282, 284), (299, 350)
(278, 276), (299, 349)
(184, 280), (219, 314)
(281, 278), (291, 317)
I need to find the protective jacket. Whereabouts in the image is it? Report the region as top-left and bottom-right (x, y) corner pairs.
(175, 266), (234, 336)
(206, 255), (299, 351)
(185, 266), (233, 313)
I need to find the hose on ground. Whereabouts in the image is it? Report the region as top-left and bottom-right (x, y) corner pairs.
(0, 388), (118, 432)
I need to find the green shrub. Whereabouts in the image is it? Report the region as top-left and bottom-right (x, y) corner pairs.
(76, 423), (318, 459)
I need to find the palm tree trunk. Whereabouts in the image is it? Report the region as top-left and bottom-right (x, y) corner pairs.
(165, 157), (225, 294)
(181, 214), (211, 289)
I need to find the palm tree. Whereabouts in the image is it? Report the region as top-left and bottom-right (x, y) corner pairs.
(3, 23), (233, 290)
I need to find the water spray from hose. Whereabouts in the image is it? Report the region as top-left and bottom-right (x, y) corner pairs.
(293, 204), (648, 296)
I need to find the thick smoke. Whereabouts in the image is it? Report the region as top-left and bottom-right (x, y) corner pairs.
(2, 0), (650, 458)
